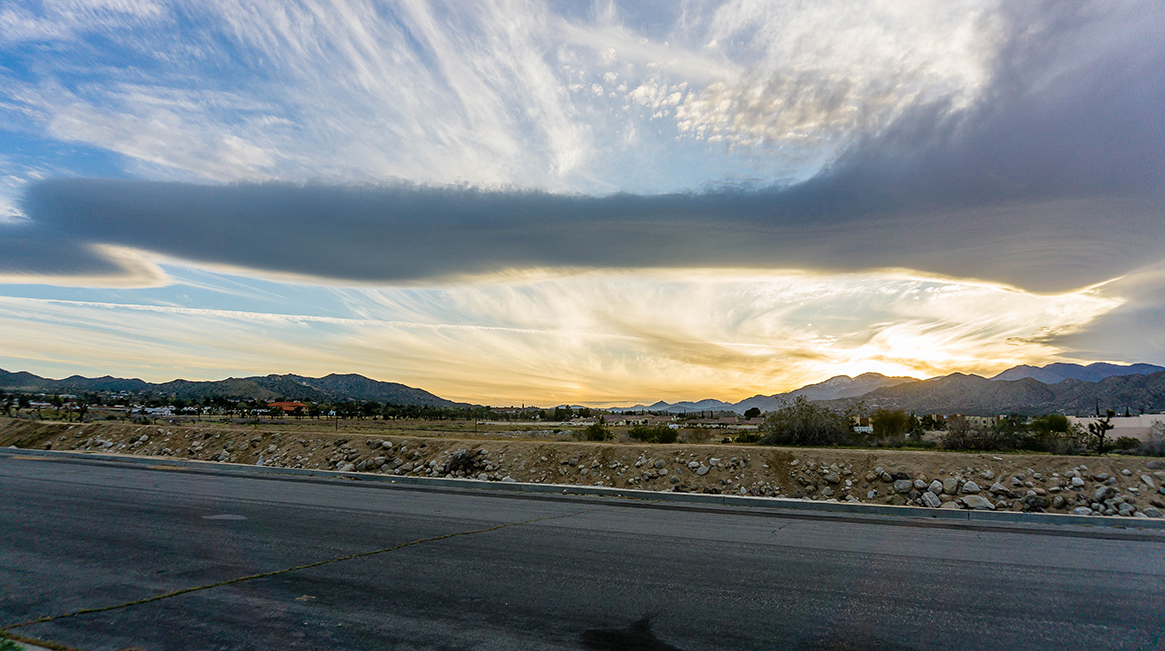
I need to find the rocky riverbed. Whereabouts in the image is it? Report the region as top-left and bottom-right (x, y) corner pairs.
(3, 418), (1163, 518)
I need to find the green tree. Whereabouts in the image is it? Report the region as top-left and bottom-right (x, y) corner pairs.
(743, 407), (762, 419)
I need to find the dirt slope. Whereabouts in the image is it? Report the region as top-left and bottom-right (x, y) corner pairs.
(3, 418), (1162, 517)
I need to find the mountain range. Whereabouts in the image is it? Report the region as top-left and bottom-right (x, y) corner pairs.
(0, 370), (464, 408)
(2, 361), (1164, 415)
(623, 372), (917, 414)
(826, 369), (1165, 416)
(989, 362), (1165, 383)
(615, 362), (1165, 416)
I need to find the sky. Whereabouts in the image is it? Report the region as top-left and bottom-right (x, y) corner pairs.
(0, 1), (1163, 406)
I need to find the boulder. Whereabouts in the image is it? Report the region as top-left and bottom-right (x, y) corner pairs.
(942, 478), (959, 495)
(1072, 506), (1094, 516)
(1094, 486), (1116, 502)
(928, 480), (944, 495)
(1019, 494), (1048, 512)
(922, 492), (942, 508)
(960, 495), (995, 510)
(893, 479), (913, 494)
(961, 481), (981, 494)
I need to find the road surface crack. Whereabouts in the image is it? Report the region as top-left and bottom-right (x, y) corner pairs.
(2, 506), (605, 638)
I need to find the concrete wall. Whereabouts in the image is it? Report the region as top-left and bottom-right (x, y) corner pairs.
(1068, 415), (1165, 442)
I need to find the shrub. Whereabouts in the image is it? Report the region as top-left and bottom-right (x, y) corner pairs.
(871, 409), (912, 440)
(582, 422), (611, 441)
(683, 428), (712, 444)
(1135, 438), (1165, 457)
(1113, 436), (1140, 451)
(759, 397), (856, 447)
(940, 416), (1002, 450)
(628, 425), (678, 444)
(1030, 414), (1069, 435)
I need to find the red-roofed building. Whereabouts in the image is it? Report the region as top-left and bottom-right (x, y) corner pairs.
(269, 401), (308, 413)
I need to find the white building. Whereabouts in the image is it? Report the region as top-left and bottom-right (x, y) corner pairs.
(1068, 414), (1165, 442)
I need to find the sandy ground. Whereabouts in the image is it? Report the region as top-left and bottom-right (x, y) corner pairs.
(3, 418), (1163, 516)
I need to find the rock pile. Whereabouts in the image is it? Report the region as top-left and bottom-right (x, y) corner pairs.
(4, 419), (1164, 519)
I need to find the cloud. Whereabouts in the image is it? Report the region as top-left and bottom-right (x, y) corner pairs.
(0, 270), (1121, 404)
(674, 0), (999, 154)
(1, 0), (1024, 193)
(3, 3), (1161, 292)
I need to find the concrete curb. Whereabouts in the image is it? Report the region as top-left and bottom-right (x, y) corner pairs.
(4, 447), (1165, 530)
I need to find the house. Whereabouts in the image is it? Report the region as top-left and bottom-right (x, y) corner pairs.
(268, 401), (308, 413)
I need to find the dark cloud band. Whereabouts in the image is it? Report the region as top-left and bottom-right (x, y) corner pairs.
(5, 175), (1161, 292)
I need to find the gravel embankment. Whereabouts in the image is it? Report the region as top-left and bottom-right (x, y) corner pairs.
(3, 418), (1163, 518)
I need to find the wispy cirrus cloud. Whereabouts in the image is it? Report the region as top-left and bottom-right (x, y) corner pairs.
(0, 0), (1017, 191)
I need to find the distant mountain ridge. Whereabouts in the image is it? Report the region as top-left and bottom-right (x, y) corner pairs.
(0, 369), (465, 408)
(3, 361), (1162, 415)
(828, 370), (1165, 416)
(734, 372), (918, 413)
(991, 362), (1164, 383)
(617, 372), (917, 414)
(612, 362), (1165, 415)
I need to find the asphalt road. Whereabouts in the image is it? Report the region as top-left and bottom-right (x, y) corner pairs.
(1, 454), (1163, 651)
